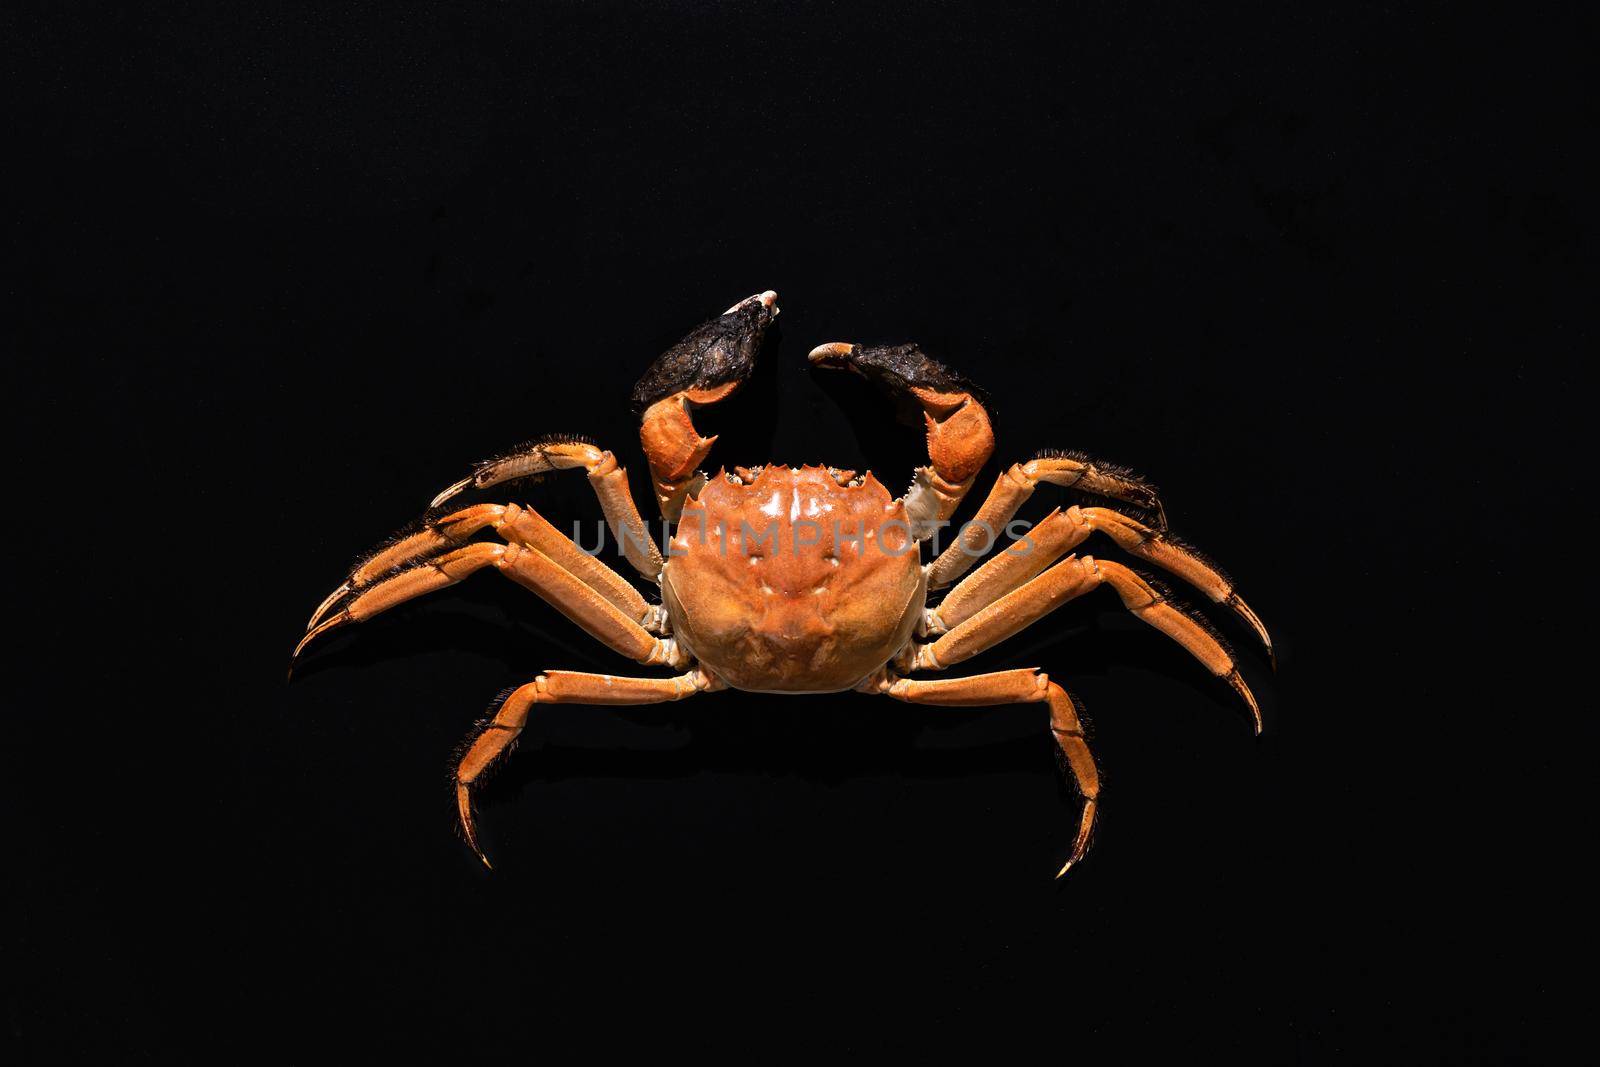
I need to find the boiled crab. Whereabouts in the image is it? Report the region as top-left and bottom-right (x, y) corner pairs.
(292, 290), (1272, 876)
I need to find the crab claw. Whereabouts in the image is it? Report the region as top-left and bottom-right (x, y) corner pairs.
(809, 339), (996, 500)
(806, 340), (982, 405)
(632, 290), (780, 415)
(633, 290), (781, 517)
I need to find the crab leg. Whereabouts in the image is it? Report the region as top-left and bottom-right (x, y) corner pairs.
(290, 541), (687, 675)
(305, 502), (655, 634)
(456, 667), (721, 866)
(808, 341), (995, 534)
(927, 507), (1091, 633)
(867, 669), (1099, 878)
(909, 555), (1260, 732)
(927, 451), (1167, 589)
(929, 505), (1272, 662)
(427, 436), (662, 581)
(633, 291), (780, 519)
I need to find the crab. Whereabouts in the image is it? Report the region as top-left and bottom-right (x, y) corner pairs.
(291, 290), (1272, 876)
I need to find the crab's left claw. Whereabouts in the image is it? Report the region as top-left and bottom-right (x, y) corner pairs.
(634, 290), (779, 518)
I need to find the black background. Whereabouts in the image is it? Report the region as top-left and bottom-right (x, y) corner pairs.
(9, 2), (1581, 1061)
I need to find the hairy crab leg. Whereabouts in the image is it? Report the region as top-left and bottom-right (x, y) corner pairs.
(289, 541), (687, 677)
(807, 341), (995, 537)
(929, 505), (1272, 664)
(427, 437), (663, 581)
(865, 669), (1099, 878)
(457, 667), (722, 867)
(306, 502), (655, 634)
(632, 291), (780, 519)
(927, 451), (1167, 589)
(909, 555), (1261, 733)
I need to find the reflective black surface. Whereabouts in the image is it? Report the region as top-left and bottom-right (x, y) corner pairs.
(11, 4), (1577, 1060)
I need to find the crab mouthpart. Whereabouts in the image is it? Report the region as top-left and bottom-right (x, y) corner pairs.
(723, 290), (779, 317)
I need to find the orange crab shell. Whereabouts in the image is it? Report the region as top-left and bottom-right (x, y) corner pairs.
(660, 464), (928, 693)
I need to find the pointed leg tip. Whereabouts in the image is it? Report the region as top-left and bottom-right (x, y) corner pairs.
(430, 475), (474, 509)
(1056, 799), (1097, 880)
(306, 582), (352, 632)
(463, 830), (493, 870)
(457, 785), (493, 868)
(1226, 593), (1274, 663)
(1226, 670), (1263, 734)
(291, 613), (347, 665)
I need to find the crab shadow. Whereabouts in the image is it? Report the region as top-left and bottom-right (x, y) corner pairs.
(477, 704), (1055, 800)
(466, 607), (1261, 804)
(291, 590), (1261, 787)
